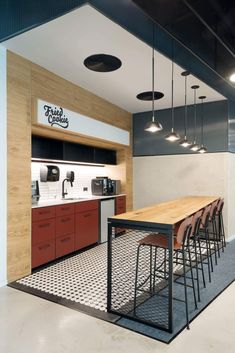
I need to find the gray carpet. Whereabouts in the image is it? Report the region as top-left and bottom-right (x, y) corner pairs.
(117, 240), (235, 343)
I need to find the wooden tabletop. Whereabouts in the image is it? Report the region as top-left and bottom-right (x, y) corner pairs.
(111, 196), (219, 226)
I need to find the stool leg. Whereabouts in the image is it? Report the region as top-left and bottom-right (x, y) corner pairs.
(193, 237), (201, 302)
(212, 219), (218, 265)
(206, 227), (214, 273)
(205, 235), (212, 282)
(182, 249), (189, 330)
(188, 245), (198, 309)
(198, 236), (206, 288)
(134, 245), (141, 314)
(149, 246), (153, 292)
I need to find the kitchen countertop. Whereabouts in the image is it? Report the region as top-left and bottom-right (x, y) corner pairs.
(32, 194), (126, 208)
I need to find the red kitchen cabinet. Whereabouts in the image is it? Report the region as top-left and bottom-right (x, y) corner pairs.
(115, 196), (126, 215)
(75, 201), (99, 250)
(32, 206), (56, 268)
(32, 240), (55, 268)
(56, 233), (75, 258)
(56, 214), (75, 237)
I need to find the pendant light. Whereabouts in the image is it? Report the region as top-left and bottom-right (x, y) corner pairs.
(179, 71), (191, 147)
(165, 60), (180, 141)
(190, 85), (200, 151)
(144, 25), (163, 133)
(198, 95), (207, 153)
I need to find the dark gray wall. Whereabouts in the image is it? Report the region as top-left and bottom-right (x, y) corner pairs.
(133, 100), (228, 156)
(228, 100), (235, 153)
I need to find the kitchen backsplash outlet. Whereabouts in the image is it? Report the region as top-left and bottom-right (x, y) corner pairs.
(31, 162), (108, 200)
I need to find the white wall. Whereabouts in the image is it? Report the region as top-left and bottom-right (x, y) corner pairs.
(133, 153), (234, 239)
(0, 46), (7, 286)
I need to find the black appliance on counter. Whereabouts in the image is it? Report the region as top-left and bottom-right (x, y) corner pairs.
(91, 177), (120, 196)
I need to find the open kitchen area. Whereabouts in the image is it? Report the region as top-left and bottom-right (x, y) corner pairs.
(0, 1), (235, 351)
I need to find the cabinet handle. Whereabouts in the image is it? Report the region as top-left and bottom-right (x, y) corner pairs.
(39, 222), (51, 228)
(61, 237), (71, 243)
(61, 218), (71, 223)
(39, 210), (51, 215)
(39, 244), (50, 250)
(61, 207), (70, 211)
(83, 213), (91, 218)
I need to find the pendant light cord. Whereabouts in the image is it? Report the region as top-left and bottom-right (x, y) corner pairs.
(171, 60), (174, 130)
(194, 89), (197, 141)
(152, 25), (155, 123)
(184, 75), (187, 137)
(201, 97), (204, 145)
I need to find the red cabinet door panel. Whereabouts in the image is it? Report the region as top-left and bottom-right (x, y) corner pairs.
(56, 203), (75, 217)
(75, 210), (99, 250)
(56, 215), (75, 237)
(75, 200), (99, 213)
(32, 219), (56, 245)
(32, 240), (55, 268)
(115, 196), (126, 208)
(115, 205), (126, 215)
(32, 206), (56, 222)
(56, 233), (75, 258)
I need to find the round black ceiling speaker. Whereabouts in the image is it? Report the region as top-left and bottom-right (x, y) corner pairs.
(136, 91), (164, 101)
(84, 54), (122, 72)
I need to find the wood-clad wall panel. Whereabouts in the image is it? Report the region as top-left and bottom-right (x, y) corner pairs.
(7, 51), (132, 281)
(7, 51), (31, 282)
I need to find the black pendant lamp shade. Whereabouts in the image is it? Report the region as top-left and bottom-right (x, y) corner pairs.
(198, 96), (207, 153)
(144, 25), (163, 133)
(165, 61), (180, 142)
(84, 54), (122, 72)
(179, 71), (192, 147)
(190, 85), (200, 151)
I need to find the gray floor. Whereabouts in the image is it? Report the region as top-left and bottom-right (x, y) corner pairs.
(0, 284), (235, 353)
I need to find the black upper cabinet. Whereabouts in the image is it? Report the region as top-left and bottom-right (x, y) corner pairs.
(94, 147), (117, 165)
(32, 135), (117, 165)
(32, 136), (63, 160)
(63, 142), (95, 163)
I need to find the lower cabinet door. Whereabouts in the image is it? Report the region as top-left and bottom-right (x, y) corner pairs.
(75, 210), (99, 250)
(56, 233), (75, 258)
(32, 240), (55, 268)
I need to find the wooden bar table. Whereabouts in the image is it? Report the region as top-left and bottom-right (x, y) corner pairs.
(107, 196), (219, 333)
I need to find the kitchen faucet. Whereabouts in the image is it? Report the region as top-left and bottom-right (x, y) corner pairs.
(62, 171), (75, 198)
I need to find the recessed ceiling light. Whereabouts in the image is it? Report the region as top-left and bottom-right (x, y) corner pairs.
(229, 73), (235, 83)
(84, 54), (122, 72)
(136, 91), (164, 101)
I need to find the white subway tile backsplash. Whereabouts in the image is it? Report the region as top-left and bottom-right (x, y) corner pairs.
(32, 162), (108, 200)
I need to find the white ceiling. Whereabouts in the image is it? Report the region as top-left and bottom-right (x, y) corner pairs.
(2, 4), (225, 113)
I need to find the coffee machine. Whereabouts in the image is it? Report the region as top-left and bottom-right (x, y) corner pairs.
(91, 177), (121, 196)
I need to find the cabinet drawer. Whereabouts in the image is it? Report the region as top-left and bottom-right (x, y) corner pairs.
(32, 206), (56, 222)
(56, 233), (75, 259)
(32, 240), (55, 268)
(32, 219), (55, 245)
(56, 203), (75, 217)
(75, 209), (99, 250)
(115, 196), (126, 208)
(76, 200), (99, 213)
(56, 215), (75, 237)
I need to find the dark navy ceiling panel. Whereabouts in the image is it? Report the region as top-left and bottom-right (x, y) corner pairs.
(1, 0), (234, 103)
(0, 0), (86, 42)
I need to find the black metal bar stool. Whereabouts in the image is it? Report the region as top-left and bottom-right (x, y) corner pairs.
(134, 215), (197, 329)
(216, 198), (226, 251)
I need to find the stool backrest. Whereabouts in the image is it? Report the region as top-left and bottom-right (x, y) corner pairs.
(176, 215), (193, 245)
(201, 205), (211, 228)
(217, 198), (224, 214)
(192, 209), (203, 236)
(209, 200), (218, 219)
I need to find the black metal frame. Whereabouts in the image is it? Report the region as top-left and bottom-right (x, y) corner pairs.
(107, 218), (174, 333)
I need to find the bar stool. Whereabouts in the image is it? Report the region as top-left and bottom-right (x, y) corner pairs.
(216, 198), (226, 251)
(190, 209), (206, 301)
(208, 200), (220, 265)
(134, 215), (197, 330)
(199, 205), (213, 282)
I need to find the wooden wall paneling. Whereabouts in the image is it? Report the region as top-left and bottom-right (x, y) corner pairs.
(7, 51), (32, 282)
(7, 51), (133, 281)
